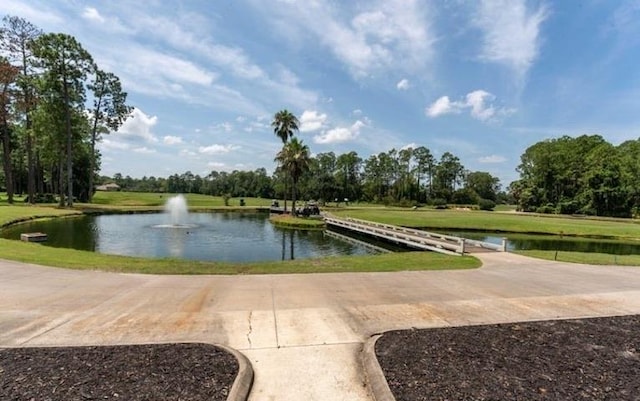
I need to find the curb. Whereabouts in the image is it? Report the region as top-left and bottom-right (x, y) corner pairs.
(216, 345), (254, 401)
(361, 334), (396, 401)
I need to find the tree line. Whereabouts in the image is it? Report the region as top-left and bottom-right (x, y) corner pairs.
(0, 15), (131, 206)
(108, 107), (505, 211)
(510, 134), (640, 217)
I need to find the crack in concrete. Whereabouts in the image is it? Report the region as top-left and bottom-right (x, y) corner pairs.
(246, 311), (253, 348)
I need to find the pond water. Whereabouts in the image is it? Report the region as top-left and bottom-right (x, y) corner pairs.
(436, 230), (640, 255)
(1, 212), (400, 262)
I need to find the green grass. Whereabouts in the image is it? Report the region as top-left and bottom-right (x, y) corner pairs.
(91, 192), (274, 208)
(269, 215), (326, 229)
(332, 208), (640, 240)
(0, 238), (479, 274)
(0, 200), (477, 274)
(0, 204), (82, 227)
(516, 250), (640, 266)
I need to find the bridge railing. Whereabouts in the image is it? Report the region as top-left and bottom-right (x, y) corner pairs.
(323, 213), (505, 254)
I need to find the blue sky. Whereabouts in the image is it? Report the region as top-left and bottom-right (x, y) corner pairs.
(2, 0), (639, 187)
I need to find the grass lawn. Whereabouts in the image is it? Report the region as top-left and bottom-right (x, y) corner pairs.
(332, 208), (640, 240)
(0, 239), (479, 274)
(3, 192), (640, 271)
(90, 192), (274, 208)
(0, 198), (478, 274)
(516, 250), (640, 266)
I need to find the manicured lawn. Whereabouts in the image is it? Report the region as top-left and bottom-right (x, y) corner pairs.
(332, 208), (640, 240)
(0, 202), (478, 274)
(91, 192), (273, 208)
(0, 204), (81, 227)
(0, 238), (479, 274)
(516, 250), (640, 266)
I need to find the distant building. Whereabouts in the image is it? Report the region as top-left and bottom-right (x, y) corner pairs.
(96, 183), (121, 191)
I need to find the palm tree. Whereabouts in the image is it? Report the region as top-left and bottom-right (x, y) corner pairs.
(271, 109), (299, 212)
(275, 137), (311, 215)
(271, 109), (299, 144)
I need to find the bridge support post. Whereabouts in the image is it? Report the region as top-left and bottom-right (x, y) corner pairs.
(501, 237), (507, 252)
(459, 239), (466, 254)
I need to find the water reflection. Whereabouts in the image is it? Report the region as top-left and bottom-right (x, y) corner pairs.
(435, 230), (640, 255)
(1, 213), (382, 263)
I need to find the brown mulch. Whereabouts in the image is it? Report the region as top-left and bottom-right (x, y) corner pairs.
(376, 315), (640, 401)
(0, 343), (238, 401)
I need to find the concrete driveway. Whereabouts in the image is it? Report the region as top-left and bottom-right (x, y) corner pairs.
(2, 252), (640, 400)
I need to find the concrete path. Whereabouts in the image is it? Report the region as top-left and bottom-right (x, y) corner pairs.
(2, 253), (640, 400)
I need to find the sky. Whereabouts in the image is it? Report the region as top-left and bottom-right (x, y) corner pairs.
(1, 0), (639, 188)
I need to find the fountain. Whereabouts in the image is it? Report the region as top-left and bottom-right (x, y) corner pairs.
(165, 194), (189, 226)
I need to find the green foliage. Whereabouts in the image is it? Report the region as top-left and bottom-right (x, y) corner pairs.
(478, 198), (496, 211)
(431, 198), (448, 209)
(222, 193), (231, 206)
(512, 135), (639, 217)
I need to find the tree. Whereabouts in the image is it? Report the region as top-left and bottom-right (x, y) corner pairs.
(1, 16), (42, 203)
(412, 146), (435, 202)
(271, 109), (299, 212)
(433, 152), (464, 201)
(87, 69), (132, 202)
(336, 151), (362, 202)
(31, 33), (94, 207)
(271, 109), (299, 144)
(465, 171), (500, 202)
(275, 137), (311, 215)
(0, 58), (19, 203)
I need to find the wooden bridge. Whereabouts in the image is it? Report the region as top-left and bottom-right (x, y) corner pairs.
(323, 214), (506, 256)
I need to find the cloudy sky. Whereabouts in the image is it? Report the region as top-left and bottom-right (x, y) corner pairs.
(2, 0), (639, 187)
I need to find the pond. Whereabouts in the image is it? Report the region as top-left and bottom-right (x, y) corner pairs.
(1, 212), (401, 263)
(436, 230), (640, 255)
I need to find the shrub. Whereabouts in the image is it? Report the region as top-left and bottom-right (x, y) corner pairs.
(536, 203), (555, 214)
(431, 198), (448, 209)
(478, 198), (496, 211)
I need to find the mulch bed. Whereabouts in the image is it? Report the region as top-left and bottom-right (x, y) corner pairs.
(376, 315), (640, 401)
(0, 343), (238, 401)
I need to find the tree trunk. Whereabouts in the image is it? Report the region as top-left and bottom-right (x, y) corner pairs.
(58, 157), (65, 207)
(1, 123), (14, 204)
(63, 76), (73, 207)
(88, 95), (102, 203)
(291, 176), (297, 216)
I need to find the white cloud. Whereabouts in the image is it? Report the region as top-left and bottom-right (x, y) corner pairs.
(465, 90), (496, 121)
(163, 136), (184, 145)
(207, 162), (226, 169)
(426, 90), (515, 122)
(115, 108), (159, 143)
(258, 0), (435, 78)
(99, 138), (130, 151)
(82, 7), (105, 23)
(198, 144), (240, 155)
(402, 142), (418, 150)
(426, 96), (464, 117)
(300, 110), (328, 132)
(179, 149), (197, 157)
(479, 155), (507, 163)
(133, 147), (156, 154)
(396, 79), (410, 90)
(314, 119), (367, 144)
(474, 0), (548, 78)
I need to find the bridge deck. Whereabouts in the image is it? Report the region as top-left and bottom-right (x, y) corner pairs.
(323, 215), (505, 256)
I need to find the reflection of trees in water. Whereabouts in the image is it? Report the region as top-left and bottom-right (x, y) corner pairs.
(435, 230), (640, 255)
(280, 230), (297, 260)
(508, 237), (640, 255)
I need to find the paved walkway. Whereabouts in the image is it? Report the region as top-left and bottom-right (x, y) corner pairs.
(3, 253), (640, 400)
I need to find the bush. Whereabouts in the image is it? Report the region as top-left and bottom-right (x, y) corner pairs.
(478, 198), (496, 211)
(556, 201), (579, 215)
(536, 203), (555, 214)
(431, 198), (448, 209)
(222, 193), (231, 206)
